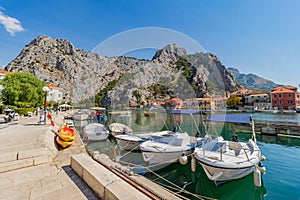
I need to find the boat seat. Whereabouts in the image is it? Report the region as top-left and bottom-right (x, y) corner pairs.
(229, 141), (242, 156)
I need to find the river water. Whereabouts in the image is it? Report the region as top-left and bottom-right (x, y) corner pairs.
(74, 111), (300, 200)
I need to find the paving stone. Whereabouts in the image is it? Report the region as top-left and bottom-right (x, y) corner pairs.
(0, 151), (17, 163)
(33, 154), (49, 165)
(18, 148), (47, 159)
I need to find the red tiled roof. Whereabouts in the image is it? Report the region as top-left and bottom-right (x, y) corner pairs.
(231, 89), (252, 96)
(0, 70), (15, 75)
(272, 85), (297, 92)
(271, 88), (296, 94)
(47, 83), (60, 89)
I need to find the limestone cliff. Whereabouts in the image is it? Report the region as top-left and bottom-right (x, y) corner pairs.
(5, 36), (240, 107)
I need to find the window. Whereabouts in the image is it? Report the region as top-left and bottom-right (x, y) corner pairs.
(274, 95), (277, 98)
(288, 94), (291, 98)
(279, 101), (282, 105)
(279, 94), (282, 98)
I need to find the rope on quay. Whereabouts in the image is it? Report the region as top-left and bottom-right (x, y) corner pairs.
(119, 158), (215, 200)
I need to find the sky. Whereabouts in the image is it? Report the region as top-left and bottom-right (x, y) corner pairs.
(0, 0), (300, 88)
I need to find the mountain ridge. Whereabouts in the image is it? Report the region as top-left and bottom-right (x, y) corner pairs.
(5, 36), (240, 107)
(227, 67), (279, 91)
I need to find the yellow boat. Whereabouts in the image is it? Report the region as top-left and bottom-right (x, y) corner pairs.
(58, 125), (75, 142)
(56, 125), (75, 148)
(56, 136), (74, 148)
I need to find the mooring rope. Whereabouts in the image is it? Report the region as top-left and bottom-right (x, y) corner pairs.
(118, 154), (215, 200)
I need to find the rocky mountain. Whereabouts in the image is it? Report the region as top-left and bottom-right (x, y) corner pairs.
(5, 36), (240, 107)
(227, 67), (279, 91)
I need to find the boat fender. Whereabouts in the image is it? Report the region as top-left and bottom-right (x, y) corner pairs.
(191, 154), (196, 172)
(254, 167), (262, 187)
(179, 153), (188, 165)
(173, 125), (177, 133)
(258, 162), (267, 174)
(259, 155), (266, 161)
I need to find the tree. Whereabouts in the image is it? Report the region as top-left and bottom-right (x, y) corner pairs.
(1, 72), (45, 107)
(226, 96), (242, 109)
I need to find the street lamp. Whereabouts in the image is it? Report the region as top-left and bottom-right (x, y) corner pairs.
(42, 86), (50, 125)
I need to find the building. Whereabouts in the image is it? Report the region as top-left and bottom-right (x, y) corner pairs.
(0, 70), (15, 92)
(244, 91), (272, 110)
(165, 98), (183, 109)
(230, 89), (253, 99)
(46, 84), (63, 103)
(271, 86), (298, 110)
(183, 96), (227, 111)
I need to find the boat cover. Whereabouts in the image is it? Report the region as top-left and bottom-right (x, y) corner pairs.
(169, 109), (201, 115)
(206, 114), (251, 124)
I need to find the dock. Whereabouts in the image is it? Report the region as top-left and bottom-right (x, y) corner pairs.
(235, 122), (300, 138)
(0, 113), (182, 199)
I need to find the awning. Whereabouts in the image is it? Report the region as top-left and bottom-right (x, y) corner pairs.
(206, 114), (251, 124)
(58, 104), (72, 108)
(169, 109), (201, 115)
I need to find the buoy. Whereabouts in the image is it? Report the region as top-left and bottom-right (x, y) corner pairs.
(191, 154), (196, 172)
(254, 167), (262, 187)
(179, 153), (188, 165)
(258, 162), (267, 174)
(260, 155), (266, 161)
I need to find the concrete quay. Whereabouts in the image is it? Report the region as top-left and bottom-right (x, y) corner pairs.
(0, 114), (182, 200)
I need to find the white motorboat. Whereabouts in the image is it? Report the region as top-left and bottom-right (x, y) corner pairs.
(72, 110), (89, 121)
(108, 123), (133, 136)
(83, 123), (109, 143)
(115, 130), (173, 151)
(138, 109), (205, 171)
(194, 114), (266, 185)
(140, 132), (200, 171)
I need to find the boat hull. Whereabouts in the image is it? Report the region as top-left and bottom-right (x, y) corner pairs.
(197, 159), (257, 184)
(142, 150), (192, 171)
(56, 135), (74, 148)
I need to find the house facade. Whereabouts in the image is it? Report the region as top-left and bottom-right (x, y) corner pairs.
(271, 86), (298, 110)
(47, 84), (63, 103)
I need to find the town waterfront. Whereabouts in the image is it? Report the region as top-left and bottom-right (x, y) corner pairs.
(75, 111), (300, 200)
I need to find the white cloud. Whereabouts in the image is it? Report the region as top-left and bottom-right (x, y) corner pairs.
(0, 11), (24, 36)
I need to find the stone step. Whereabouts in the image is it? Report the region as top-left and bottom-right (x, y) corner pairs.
(0, 148), (49, 173)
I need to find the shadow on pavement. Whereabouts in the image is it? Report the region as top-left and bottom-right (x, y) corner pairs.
(62, 165), (99, 199)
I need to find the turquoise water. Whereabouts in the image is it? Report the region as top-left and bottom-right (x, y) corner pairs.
(75, 111), (300, 200)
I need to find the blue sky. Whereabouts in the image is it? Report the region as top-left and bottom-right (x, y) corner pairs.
(1, 0), (300, 88)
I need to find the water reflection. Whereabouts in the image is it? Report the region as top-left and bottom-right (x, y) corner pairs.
(74, 111), (300, 200)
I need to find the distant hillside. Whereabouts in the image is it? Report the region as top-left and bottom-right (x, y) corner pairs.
(227, 67), (279, 91)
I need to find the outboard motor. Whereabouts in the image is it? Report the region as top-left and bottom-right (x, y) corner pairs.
(232, 134), (238, 142)
(195, 130), (201, 138)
